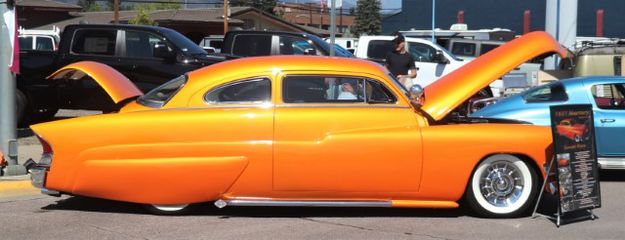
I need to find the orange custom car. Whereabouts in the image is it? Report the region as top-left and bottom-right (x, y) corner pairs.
(29, 32), (566, 217)
(556, 119), (589, 142)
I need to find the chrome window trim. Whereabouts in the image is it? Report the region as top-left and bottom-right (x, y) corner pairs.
(281, 74), (398, 104)
(138, 75), (188, 108)
(203, 77), (272, 105)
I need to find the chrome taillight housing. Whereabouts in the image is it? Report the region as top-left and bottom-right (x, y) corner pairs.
(36, 135), (53, 168)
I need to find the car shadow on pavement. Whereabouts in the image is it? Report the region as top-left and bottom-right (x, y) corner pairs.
(599, 170), (625, 182)
(42, 196), (470, 218)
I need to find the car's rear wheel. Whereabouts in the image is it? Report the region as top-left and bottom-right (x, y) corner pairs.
(465, 154), (538, 218)
(145, 204), (190, 215)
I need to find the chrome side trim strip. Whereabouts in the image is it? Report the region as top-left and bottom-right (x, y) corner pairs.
(598, 158), (625, 170)
(223, 199), (392, 207)
(276, 105), (409, 109)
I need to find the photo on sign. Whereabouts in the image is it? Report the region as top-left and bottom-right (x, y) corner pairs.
(555, 118), (590, 143)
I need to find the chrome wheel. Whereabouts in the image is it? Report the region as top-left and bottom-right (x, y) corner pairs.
(479, 161), (524, 208)
(466, 154), (537, 217)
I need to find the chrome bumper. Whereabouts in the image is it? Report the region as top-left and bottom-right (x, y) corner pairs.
(29, 167), (47, 189)
(598, 158), (625, 170)
(29, 166), (60, 196)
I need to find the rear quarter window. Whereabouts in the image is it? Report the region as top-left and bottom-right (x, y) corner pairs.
(366, 40), (394, 60)
(232, 34), (271, 56)
(523, 83), (568, 103)
(71, 29), (117, 56)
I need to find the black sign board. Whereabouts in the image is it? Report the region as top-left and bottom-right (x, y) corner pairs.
(550, 104), (601, 213)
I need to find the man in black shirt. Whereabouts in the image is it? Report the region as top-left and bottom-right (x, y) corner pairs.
(385, 35), (417, 88)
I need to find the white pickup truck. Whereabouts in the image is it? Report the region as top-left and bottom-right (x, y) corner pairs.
(355, 36), (503, 97)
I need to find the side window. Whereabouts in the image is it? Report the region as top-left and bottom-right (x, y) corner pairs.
(19, 36), (33, 50)
(407, 42), (436, 62)
(209, 40), (223, 49)
(480, 44), (500, 56)
(282, 76), (398, 104)
(35, 37), (54, 51)
(367, 40), (394, 60)
(125, 31), (163, 58)
(451, 42), (477, 57)
(523, 82), (568, 103)
(366, 79), (397, 103)
(205, 78), (271, 103)
(279, 36), (319, 55)
(232, 35), (271, 57)
(591, 84), (625, 109)
(71, 29), (117, 56)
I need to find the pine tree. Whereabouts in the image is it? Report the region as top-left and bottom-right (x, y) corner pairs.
(354, 0), (381, 37)
(230, 0), (277, 15)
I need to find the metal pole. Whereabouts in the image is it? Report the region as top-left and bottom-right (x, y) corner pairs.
(0, 2), (18, 166)
(114, 0), (119, 24)
(431, 0), (435, 43)
(330, 0), (335, 56)
(223, 0), (228, 34)
(339, 7), (342, 33)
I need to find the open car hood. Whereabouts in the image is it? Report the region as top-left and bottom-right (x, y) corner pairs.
(47, 61), (143, 104)
(420, 31), (568, 121)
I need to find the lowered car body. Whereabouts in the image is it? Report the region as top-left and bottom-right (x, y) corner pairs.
(30, 32), (566, 217)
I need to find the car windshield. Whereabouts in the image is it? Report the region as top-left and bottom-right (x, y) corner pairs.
(137, 75), (187, 108)
(161, 29), (207, 55)
(309, 35), (352, 57)
(333, 44), (355, 57)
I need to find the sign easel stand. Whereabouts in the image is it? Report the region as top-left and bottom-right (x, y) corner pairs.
(532, 157), (598, 227)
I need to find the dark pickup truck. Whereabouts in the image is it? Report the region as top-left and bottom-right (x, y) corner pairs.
(18, 24), (224, 124)
(221, 30), (354, 57)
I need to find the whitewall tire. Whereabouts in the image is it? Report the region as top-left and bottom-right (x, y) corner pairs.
(466, 154), (538, 218)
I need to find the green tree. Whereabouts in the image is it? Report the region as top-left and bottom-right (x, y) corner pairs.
(230, 0), (277, 15)
(78, 0), (101, 12)
(353, 0), (381, 37)
(129, 7), (155, 25)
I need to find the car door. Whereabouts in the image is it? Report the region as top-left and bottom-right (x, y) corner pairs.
(588, 82), (625, 157)
(273, 74), (423, 193)
(406, 41), (453, 86)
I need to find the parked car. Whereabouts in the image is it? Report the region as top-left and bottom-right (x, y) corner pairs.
(28, 32), (566, 217)
(573, 43), (625, 77)
(18, 24), (225, 125)
(199, 35), (223, 53)
(221, 30), (352, 57)
(471, 77), (625, 169)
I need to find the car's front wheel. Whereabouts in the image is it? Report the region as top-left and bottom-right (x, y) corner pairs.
(465, 154), (538, 218)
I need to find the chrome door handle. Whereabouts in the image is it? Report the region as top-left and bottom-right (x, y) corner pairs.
(600, 119), (615, 123)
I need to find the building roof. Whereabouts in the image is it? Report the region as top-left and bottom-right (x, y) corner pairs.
(35, 8), (245, 30)
(17, 0), (81, 9)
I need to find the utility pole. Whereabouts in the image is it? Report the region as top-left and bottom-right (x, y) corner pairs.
(339, 7), (342, 33)
(1, 0), (25, 176)
(114, 0), (119, 24)
(329, 0), (335, 56)
(431, 0), (436, 43)
(223, 0), (228, 34)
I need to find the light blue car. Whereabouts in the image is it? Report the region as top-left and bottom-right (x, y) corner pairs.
(471, 77), (625, 169)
